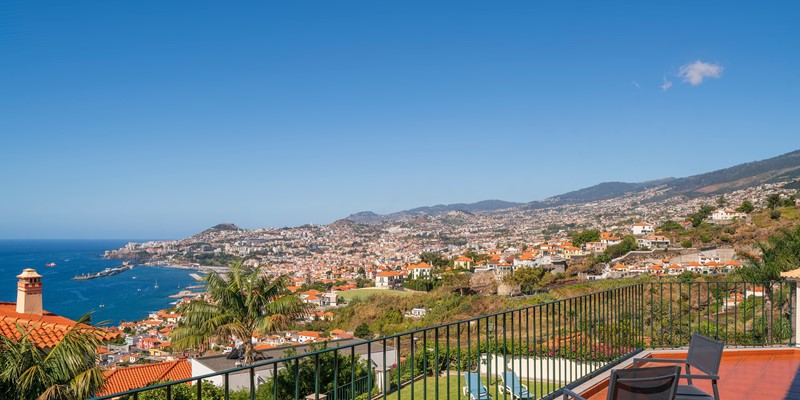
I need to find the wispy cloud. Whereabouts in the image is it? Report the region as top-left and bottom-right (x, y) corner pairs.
(631, 81), (640, 89)
(661, 77), (673, 91)
(678, 60), (723, 86)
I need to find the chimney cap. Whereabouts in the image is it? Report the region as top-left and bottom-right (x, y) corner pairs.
(17, 268), (42, 279)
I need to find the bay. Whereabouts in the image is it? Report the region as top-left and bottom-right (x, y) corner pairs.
(0, 239), (199, 325)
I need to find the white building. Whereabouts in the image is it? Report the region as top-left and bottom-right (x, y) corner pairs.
(631, 223), (654, 236)
(710, 209), (746, 221)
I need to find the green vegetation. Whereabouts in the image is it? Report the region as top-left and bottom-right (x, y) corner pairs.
(419, 252), (450, 268)
(172, 263), (308, 364)
(689, 204), (715, 227)
(0, 313), (104, 400)
(337, 288), (413, 302)
(571, 230), (600, 247)
(191, 253), (241, 267)
(504, 266), (547, 293)
(736, 200), (755, 213)
(397, 374), (556, 400)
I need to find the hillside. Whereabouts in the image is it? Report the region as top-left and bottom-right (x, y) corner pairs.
(341, 149), (800, 221)
(192, 223), (244, 238)
(343, 199), (522, 223)
(539, 149), (800, 206)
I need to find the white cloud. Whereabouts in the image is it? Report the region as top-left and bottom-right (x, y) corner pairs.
(678, 60), (723, 86)
(661, 77), (673, 91)
(632, 81), (640, 89)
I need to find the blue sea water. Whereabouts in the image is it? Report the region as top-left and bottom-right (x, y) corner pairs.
(0, 240), (199, 325)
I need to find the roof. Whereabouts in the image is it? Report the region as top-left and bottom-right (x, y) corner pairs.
(781, 267), (800, 280)
(98, 360), (191, 396)
(0, 302), (119, 348)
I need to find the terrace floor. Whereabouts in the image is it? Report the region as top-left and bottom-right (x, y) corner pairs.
(574, 348), (800, 400)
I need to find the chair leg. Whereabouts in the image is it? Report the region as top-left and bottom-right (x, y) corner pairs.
(712, 381), (720, 400)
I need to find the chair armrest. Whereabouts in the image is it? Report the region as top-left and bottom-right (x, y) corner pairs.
(633, 358), (688, 367)
(681, 373), (720, 380)
(561, 387), (587, 400)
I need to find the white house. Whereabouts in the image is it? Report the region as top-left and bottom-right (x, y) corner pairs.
(375, 271), (404, 288)
(408, 262), (433, 280)
(631, 223), (654, 236)
(710, 209), (746, 221)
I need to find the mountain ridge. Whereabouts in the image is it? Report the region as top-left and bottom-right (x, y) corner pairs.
(344, 149), (800, 222)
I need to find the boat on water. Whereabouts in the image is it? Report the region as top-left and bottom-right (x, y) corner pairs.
(45, 262), (57, 267)
(154, 279), (159, 289)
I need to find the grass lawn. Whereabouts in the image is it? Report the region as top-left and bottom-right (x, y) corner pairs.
(337, 288), (414, 302)
(396, 374), (558, 400)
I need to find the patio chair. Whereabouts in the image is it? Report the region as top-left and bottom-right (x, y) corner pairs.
(562, 365), (681, 400)
(633, 332), (724, 400)
(501, 371), (533, 399)
(462, 372), (491, 400)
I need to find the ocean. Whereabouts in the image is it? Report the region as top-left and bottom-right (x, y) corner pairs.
(0, 240), (199, 325)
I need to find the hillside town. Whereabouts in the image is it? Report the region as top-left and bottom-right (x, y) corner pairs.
(4, 180), (799, 396)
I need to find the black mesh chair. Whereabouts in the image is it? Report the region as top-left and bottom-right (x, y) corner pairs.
(562, 365), (681, 400)
(633, 333), (724, 400)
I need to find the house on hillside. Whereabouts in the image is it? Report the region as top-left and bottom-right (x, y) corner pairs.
(453, 256), (473, 269)
(375, 271), (404, 289)
(631, 223), (654, 235)
(710, 209), (747, 222)
(408, 262), (433, 279)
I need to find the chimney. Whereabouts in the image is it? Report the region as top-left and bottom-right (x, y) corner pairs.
(16, 268), (43, 315)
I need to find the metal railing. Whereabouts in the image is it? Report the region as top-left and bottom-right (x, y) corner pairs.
(92, 280), (794, 400)
(645, 280), (794, 348)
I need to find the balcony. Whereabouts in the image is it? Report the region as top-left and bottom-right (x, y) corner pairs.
(93, 280), (799, 400)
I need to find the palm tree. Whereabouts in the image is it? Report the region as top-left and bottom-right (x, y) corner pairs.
(171, 263), (309, 364)
(734, 225), (800, 342)
(0, 313), (104, 400)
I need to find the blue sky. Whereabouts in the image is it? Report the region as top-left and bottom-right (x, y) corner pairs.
(1, 1), (799, 239)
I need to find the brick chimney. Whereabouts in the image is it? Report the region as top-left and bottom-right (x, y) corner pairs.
(16, 268), (43, 315)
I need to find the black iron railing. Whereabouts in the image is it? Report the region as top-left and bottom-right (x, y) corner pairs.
(92, 280), (794, 400)
(645, 280), (794, 348)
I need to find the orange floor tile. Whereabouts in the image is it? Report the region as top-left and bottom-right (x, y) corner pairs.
(582, 349), (800, 400)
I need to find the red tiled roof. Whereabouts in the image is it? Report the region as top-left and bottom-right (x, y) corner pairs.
(99, 360), (191, 396)
(0, 302), (119, 348)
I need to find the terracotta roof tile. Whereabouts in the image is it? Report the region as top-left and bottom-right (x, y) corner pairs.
(99, 360), (191, 396)
(0, 302), (119, 348)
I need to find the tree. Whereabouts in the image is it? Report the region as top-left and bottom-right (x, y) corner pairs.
(441, 271), (471, 296)
(171, 263), (309, 365)
(571, 230), (600, 248)
(504, 267), (545, 293)
(354, 323), (371, 339)
(733, 225), (800, 341)
(716, 195), (727, 208)
(766, 193), (782, 210)
(419, 252), (448, 268)
(660, 220), (683, 232)
(689, 204), (715, 227)
(736, 200), (755, 214)
(0, 313), (104, 400)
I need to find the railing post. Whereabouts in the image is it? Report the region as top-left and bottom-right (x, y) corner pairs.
(793, 279), (800, 347)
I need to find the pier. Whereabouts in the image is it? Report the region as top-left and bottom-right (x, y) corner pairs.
(72, 263), (134, 281)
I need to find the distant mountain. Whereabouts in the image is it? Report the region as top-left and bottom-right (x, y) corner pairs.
(524, 149), (800, 208)
(193, 223), (244, 237)
(343, 212), (386, 224)
(343, 200), (523, 223)
(342, 149), (800, 223)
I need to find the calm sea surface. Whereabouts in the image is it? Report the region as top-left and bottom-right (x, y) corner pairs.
(0, 240), (198, 325)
